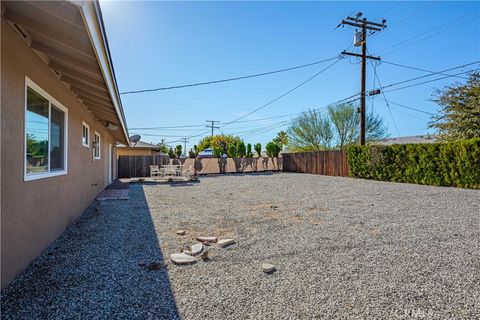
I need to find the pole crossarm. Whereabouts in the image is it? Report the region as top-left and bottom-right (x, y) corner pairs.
(338, 12), (386, 145)
(346, 16), (387, 28)
(341, 51), (381, 61)
(341, 20), (383, 31)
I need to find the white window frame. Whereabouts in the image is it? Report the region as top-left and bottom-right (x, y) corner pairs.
(94, 131), (101, 160)
(82, 121), (90, 148)
(24, 77), (68, 181)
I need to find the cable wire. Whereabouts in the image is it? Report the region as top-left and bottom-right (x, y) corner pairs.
(381, 60), (469, 80)
(120, 56), (339, 95)
(218, 57), (342, 129)
(370, 59), (401, 136)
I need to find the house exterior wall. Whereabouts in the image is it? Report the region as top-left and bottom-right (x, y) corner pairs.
(117, 148), (160, 157)
(1, 18), (118, 288)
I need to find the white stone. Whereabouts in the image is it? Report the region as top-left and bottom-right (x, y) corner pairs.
(196, 236), (217, 243)
(170, 253), (196, 265)
(262, 263), (276, 273)
(176, 230), (186, 235)
(218, 239), (235, 247)
(191, 243), (203, 255)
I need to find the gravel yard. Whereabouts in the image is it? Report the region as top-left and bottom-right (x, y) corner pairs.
(2, 173), (479, 319)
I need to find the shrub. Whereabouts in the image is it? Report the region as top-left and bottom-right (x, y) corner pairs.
(168, 147), (175, 159)
(347, 139), (480, 189)
(266, 142), (281, 157)
(175, 145), (182, 158)
(227, 144), (236, 158)
(237, 141), (246, 158)
(212, 146), (222, 158)
(254, 143), (262, 157)
(246, 143), (253, 158)
(188, 149), (196, 158)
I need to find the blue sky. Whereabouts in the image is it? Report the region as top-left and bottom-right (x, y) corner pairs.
(100, 1), (479, 150)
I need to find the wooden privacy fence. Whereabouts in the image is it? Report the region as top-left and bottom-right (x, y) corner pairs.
(282, 150), (350, 177)
(118, 155), (170, 178)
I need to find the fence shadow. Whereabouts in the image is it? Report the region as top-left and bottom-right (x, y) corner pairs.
(0, 184), (180, 319)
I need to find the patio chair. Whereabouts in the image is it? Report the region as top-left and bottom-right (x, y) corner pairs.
(150, 165), (160, 179)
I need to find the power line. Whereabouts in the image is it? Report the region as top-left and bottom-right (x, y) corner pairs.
(381, 14), (479, 56)
(120, 56), (339, 95)
(370, 60), (401, 136)
(379, 61), (479, 91)
(129, 124), (206, 130)
(381, 60), (469, 80)
(374, 97), (430, 122)
(384, 98), (435, 116)
(380, 1), (437, 30)
(383, 69), (478, 93)
(218, 57), (342, 129)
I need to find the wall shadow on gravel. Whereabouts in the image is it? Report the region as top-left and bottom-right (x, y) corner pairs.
(126, 184), (181, 319)
(0, 184), (181, 319)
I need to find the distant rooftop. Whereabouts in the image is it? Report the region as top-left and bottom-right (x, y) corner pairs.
(117, 141), (160, 150)
(375, 134), (439, 145)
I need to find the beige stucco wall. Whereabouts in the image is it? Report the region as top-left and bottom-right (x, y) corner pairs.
(1, 18), (119, 288)
(117, 148), (159, 157)
(179, 157), (282, 175)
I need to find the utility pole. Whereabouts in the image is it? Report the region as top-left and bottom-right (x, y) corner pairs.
(339, 12), (386, 145)
(181, 138), (189, 156)
(206, 120), (220, 137)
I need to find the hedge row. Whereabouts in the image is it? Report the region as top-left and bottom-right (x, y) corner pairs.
(346, 138), (480, 189)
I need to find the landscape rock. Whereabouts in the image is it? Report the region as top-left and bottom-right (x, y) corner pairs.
(176, 230), (186, 235)
(218, 239), (235, 247)
(191, 243), (203, 255)
(170, 253), (196, 265)
(196, 236), (217, 243)
(262, 263), (276, 273)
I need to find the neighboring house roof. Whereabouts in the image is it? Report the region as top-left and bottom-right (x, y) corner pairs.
(117, 141), (161, 150)
(2, 0), (129, 144)
(375, 134), (439, 145)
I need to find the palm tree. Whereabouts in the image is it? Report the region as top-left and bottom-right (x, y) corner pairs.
(274, 131), (289, 150)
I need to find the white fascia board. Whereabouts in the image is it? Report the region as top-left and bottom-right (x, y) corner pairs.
(77, 0), (130, 146)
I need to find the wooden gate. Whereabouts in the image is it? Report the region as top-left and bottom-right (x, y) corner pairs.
(282, 150), (350, 177)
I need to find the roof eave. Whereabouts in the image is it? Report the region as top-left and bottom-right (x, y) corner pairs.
(76, 0), (130, 145)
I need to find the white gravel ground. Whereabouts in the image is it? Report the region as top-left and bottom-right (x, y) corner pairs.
(2, 173), (480, 319)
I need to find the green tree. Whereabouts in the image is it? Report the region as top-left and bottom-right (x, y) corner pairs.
(157, 142), (169, 154)
(198, 136), (214, 151)
(236, 141), (246, 157)
(287, 109), (334, 151)
(198, 134), (242, 154)
(246, 143), (253, 158)
(273, 131), (289, 149)
(175, 145), (182, 158)
(266, 141), (281, 157)
(227, 144), (236, 158)
(168, 147), (175, 159)
(328, 103), (389, 148)
(254, 143), (262, 157)
(328, 103), (358, 149)
(429, 72), (480, 140)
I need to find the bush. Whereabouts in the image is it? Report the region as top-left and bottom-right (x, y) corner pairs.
(227, 144), (236, 158)
(347, 139), (480, 189)
(266, 142), (281, 157)
(254, 143), (262, 157)
(168, 147), (175, 159)
(246, 143), (253, 158)
(237, 141), (246, 158)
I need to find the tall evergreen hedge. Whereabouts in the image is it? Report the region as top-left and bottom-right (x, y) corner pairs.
(346, 138), (480, 189)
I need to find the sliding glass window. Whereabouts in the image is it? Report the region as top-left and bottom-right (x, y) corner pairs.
(25, 79), (68, 180)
